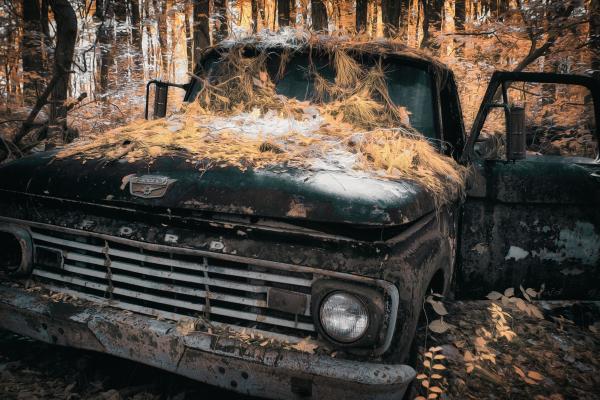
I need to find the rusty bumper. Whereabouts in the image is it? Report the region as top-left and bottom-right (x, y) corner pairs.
(0, 285), (415, 399)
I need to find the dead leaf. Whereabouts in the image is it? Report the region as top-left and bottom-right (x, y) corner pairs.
(526, 287), (538, 298)
(528, 371), (544, 381)
(504, 287), (515, 297)
(464, 350), (475, 362)
(429, 300), (448, 316)
(486, 291), (502, 300)
(291, 339), (319, 354)
(429, 319), (454, 334)
(514, 366), (526, 379)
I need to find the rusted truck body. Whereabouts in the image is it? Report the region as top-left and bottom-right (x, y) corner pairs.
(0, 42), (599, 399)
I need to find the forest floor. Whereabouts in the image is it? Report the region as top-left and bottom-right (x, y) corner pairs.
(1, 300), (599, 400)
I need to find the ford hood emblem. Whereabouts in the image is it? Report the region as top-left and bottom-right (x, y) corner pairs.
(129, 175), (176, 199)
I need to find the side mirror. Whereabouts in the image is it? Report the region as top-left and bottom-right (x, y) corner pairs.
(145, 80), (191, 120)
(506, 106), (526, 161)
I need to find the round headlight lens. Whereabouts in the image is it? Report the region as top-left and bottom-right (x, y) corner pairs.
(319, 292), (369, 343)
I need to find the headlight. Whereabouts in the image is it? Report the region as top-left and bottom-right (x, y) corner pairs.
(319, 292), (369, 343)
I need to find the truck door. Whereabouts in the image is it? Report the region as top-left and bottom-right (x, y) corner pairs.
(458, 72), (600, 299)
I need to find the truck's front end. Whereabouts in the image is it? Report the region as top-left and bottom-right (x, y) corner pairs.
(0, 39), (463, 399)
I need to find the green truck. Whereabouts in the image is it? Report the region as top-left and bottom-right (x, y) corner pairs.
(0, 39), (598, 399)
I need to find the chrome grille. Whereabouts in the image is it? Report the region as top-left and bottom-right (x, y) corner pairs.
(30, 227), (318, 337)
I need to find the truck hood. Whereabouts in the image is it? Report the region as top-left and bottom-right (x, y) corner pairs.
(0, 150), (437, 226)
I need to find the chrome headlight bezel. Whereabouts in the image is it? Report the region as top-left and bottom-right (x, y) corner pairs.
(0, 224), (33, 276)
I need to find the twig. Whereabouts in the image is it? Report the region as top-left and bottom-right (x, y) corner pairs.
(14, 74), (61, 145)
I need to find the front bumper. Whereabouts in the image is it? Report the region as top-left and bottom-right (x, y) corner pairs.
(0, 285), (415, 399)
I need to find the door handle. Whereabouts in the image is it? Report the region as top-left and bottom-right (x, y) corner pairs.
(591, 172), (600, 181)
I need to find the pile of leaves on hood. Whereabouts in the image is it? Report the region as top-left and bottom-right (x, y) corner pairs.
(57, 36), (466, 206)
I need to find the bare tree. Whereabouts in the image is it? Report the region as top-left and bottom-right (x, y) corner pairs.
(513, 0), (578, 72)
(22, 0), (47, 103)
(278, 0), (290, 27)
(213, 0), (228, 42)
(130, 0), (142, 49)
(47, 0), (77, 145)
(356, 0), (368, 33)
(382, 0), (401, 36)
(96, 0), (114, 94)
(591, 0), (600, 79)
(421, 0), (430, 47)
(311, 0), (327, 31)
(193, 0), (210, 66)
(251, 0), (259, 32)
(455, 0), (465, 30)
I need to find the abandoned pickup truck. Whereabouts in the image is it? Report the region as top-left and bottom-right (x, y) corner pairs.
(0, 37), (599, 400)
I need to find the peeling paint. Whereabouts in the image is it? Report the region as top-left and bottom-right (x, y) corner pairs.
(505, 246), (529, 261)
(531, 222), (599, 265)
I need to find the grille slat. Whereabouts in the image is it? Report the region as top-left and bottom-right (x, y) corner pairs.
(32, 232), (312, 287)
(34, 268), (315, 331)
(65, 251), (271, 294)
(40, 283), (307, 343)
(60, 263), (268, 308)
(31, 227), (322, 336)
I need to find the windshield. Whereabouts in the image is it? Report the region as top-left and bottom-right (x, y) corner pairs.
(195, 52), (437, 138)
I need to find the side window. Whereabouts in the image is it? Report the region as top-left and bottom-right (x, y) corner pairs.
(476, 83), (597, 160)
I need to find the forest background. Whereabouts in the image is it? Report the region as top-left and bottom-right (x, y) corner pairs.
(0, 0), (598, 156)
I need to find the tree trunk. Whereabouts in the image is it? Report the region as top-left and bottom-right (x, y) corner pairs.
(310, 0), (327, 31)
(184, 2), (193, 73)
(47, 0), (77, 146)
(277, 0), (290, 27)
(156, 0), (169, 76)
(41, 0), (50, 37)
(95, 0), (105, 19)
(455, 0), (465, 29)
(22, 0), (45, 104)
(213, 0), (228, 42)
(97, 0), (114, 94)
(430, 0), (443, 30)
(356, 0), (368, 32)
(421, 0), (430, 47)
(590, 0), (600, 79)
(290, 0), (297, 26)
(193, 0), (210, 68)
(129, 0), (142, 49)
(382, 0), (401, 37)
(251, 0), (259, 32)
